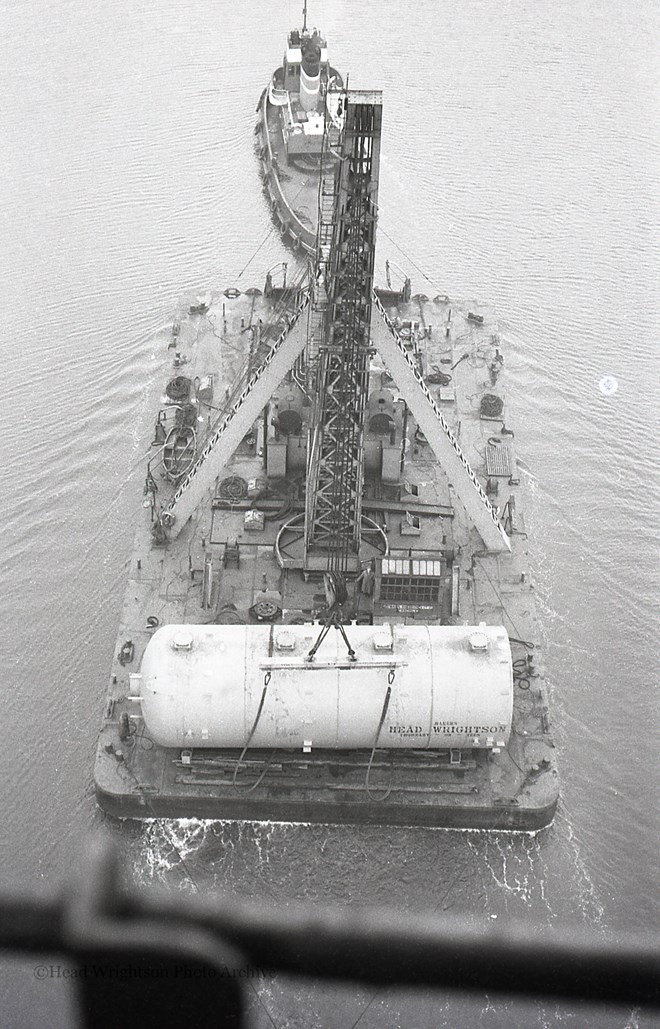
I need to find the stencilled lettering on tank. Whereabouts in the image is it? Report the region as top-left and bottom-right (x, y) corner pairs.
(432, 722), (507, 735)
(388, 725), (424, 736)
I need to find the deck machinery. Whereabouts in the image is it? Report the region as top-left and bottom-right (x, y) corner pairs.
(94, 90), (558, 828)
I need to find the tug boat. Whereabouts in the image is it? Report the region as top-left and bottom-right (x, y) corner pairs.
(256, 3), (343, 254)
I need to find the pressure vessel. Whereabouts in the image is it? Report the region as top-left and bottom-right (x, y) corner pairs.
(137, 623), (512, 751)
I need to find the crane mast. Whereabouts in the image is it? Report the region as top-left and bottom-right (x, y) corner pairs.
(303, 90), (382, 573)
(155, 88), (508, 557)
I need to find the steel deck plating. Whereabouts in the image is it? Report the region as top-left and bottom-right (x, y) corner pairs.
(94, 284), (558, 829)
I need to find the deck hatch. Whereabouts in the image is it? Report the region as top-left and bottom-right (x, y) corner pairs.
(376, 556), (444, 605)
(485, 443), (512, 477)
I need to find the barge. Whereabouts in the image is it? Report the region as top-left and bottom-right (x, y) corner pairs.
(95, 87), (558, 830)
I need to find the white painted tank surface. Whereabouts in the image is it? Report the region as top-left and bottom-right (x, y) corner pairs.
(137, 624), (513, 751)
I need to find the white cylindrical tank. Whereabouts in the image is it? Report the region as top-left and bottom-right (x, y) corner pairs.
(138, 624), (512, 751)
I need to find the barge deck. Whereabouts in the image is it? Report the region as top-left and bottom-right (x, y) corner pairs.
(95, 283), (558, 829)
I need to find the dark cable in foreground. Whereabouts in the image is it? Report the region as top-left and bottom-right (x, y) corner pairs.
(0, 839), (657, 1029)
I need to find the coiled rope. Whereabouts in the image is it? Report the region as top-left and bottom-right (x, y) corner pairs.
(216, 476), (248, 503)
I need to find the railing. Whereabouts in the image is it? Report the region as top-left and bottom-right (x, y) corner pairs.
(1, 840), (657, 1028)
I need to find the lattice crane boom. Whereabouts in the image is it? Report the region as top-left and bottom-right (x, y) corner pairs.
(155, 88), (509, 558)
(303, 90), (383, 572)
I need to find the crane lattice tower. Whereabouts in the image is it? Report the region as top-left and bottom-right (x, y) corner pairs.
(303, 90), (382, 573)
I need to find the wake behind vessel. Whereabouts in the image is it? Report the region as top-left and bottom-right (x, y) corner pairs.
(94, 84), (558, 830)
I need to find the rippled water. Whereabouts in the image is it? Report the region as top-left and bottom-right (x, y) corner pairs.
(0, 1), (658, 1026)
